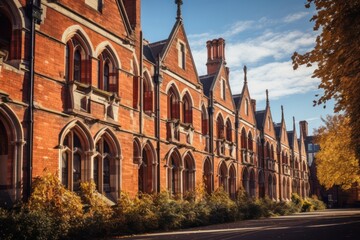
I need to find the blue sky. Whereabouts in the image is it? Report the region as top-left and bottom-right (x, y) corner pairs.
(141, 0), (335, 135)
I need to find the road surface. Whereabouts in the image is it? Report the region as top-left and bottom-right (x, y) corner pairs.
(116, 209), (360, 240)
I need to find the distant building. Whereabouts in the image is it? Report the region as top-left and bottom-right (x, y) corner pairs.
(0, 0), (310, 206)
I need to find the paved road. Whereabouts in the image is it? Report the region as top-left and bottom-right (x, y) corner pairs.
(116, 209), (360, 240)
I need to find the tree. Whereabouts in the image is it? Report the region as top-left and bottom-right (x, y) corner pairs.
(292, 0), (360, 157)
(314, 115), (360, 190)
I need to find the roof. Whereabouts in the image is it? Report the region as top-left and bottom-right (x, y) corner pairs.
(274, 123), (281, 138)
(232, 94), (242, 110)
(144, 40), (167, 64)
(287, 131), (294, 147)
(255, 110), (266, 129)
(200, 74), (216, 97)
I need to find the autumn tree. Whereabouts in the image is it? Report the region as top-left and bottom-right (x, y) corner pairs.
(292, 0), (360, 157)
(314, 115), (360, 190)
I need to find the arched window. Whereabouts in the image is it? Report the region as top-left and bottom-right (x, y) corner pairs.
(268, 174), (273, 199)
(167, 86), (180, 120)
(249, 169), (256, 198)
(216, 115), (224, 139)
(0, 120), (10, 189)
(182, 93), (192, 124)
(167, 150), (181, 195)
(65, 37), (90, 84)
(139, 145), (155, 194)
(242, 168), (249, 195)
(183, 154), (195, 193)
(229, 165), (236, 199)
(94, 136), (116, 194)
(273, 175), (277, 200)
(247, 132), (253, 151)
(283, 178), (287, 200)
(245, 98), (249, 115)
(62, 130), (84, 191)
(98, 50), (118, 93)
(271, 145), (275, 159)
(203, 158), (212, 194)
(0, 12), (12, 61)
(225, 119), (232, 142)
(241, 128), (247, 149)
(219, 162), (228, 191)
(258, 170), (265, 198)
(143, 73), (153, 114)
(201, 105), (208, 135)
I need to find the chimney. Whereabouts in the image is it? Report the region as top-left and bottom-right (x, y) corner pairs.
(299, 120), (308, 138)
(251, 99), (256, 112)
(206, 38), (226, 75)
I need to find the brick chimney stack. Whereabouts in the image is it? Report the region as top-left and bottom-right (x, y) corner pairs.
(299, 120), (308, 138)
(206, 38), (226, 75)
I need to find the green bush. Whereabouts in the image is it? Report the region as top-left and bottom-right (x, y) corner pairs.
(207, 188), (236, 223)
(307, 195), (326, 210)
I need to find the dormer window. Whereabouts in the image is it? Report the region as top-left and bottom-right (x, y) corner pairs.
(178, 41), (186, 69)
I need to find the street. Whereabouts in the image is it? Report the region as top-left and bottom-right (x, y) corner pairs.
(116, 209), (360, 240)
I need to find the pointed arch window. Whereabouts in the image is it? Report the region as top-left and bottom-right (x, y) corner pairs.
(203, 158), (212, 194)
(219, 162), (228, 191)
(0, 120), (10, 189)
(94, 137), (115, 194)
(201, 105), (208, 135)
(247, 132), (253, 151)
(138, 144), (155, 194)
(143, 74), (153, 114)
(183, 154), (195, 193)
(61, 130), (84, 192)
(217, 115), (224, 139)
(65, 38), (90, 84)
(98, 50), (118, 93)
(167, 151), (181, 195)
(167, 86), (180, 120)
(225, 119), (232, 142)
(241, 128), (247, 149)
(229, 165), (236, 199)
(182, 93), (192, 124)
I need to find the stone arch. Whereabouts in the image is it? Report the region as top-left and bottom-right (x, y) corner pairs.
(0, 104), (24, 205)
(95, 41), (121, 69)
(228, 164), (236, 199)
(166, 147), (182, 195)
(218, 160), (228, 191)
(61, 25), (95, 57)
(202, 157), (212, 194)
(183, 151), (195, 193)
(138, 140), (157, 194)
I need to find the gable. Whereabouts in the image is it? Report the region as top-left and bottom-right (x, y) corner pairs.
(161, 22), (200, 86)
(292, 129), (300, 153)
(212, 65), (236, 111)
(239, 84), (256, 125)
(263, 106), (276, 139)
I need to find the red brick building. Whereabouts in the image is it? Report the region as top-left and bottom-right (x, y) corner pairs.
(0, 0), (309, 206)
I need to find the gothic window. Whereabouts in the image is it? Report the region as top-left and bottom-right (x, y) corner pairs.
(245, 98), (249, 115)
(225, 119), (232, 142)
(138, 143), (155, 194)
(178, 41), (186, 69)
(228, 165), (236, 199)
(143, 73), (153, 114)
(183, 154), (195, 193)
(0, 12), (11, 61)
(65, 37), (90, 84)
(273, 175), (277, 199)
(258, 170), (265, 198)
(247, 132), (253, 151)
(242, 168), (249, 195)
(94, 137), (115, 194)
(98, 50), (118, 93)
(266, 142), (270, 159)
(268, 174), (273, 199)
(167, 86), (180, 120)
(216, 115), (224, 139)
(182, 93), (192, 124)
(61, 130), (84, 192)
(271, 145), (274, 159)
(241, 128), (247, 149)
(201, 105), (208, 135)
(219, 162), (227, 191)
(249, 169), (256, 198)
(0, 120), (10, 189)
(203, 158), (212, 194)
(167, 151), (181, 195)
(220, 79), (226, 100)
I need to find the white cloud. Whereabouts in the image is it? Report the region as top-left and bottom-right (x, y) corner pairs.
(283, 12), (309, 23)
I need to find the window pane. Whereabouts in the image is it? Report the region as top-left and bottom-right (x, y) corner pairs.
(74, 49), (81, 82)
(103, 157), (110, 193)
(104, 62), (109, 91)
(61, 152), (68, 188)
(73, 153), (81, 191)
(93, 157), (99, 190)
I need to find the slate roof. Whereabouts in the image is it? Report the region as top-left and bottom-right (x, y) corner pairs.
(199, 74), (216, 97)
(255, 110), (266, 129)
(143, 40), (167, 64)
(232, 94), (242, 110)
(287, 131), (294, 147)
(274, 123), (282, 138)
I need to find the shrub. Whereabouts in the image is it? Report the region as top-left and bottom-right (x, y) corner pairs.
(301, 199), (314, 212)
(307, 195), (326, 210)
(207, 188), (236, 223)
(290, 193), (304, 213)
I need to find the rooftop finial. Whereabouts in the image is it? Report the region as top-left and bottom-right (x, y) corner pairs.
(175, 0), (183, 20)
(293, 116), (296, 129)
(243, 65), (247, 84)
(266, 89), (269, 105)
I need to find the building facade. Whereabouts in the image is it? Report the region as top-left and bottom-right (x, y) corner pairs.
(0, 0), (309, 206)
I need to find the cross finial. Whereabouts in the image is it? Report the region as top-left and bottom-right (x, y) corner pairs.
(266, 89), (269, 105)
(175, 0), (183, 20)
(243, 65), (247, 84)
